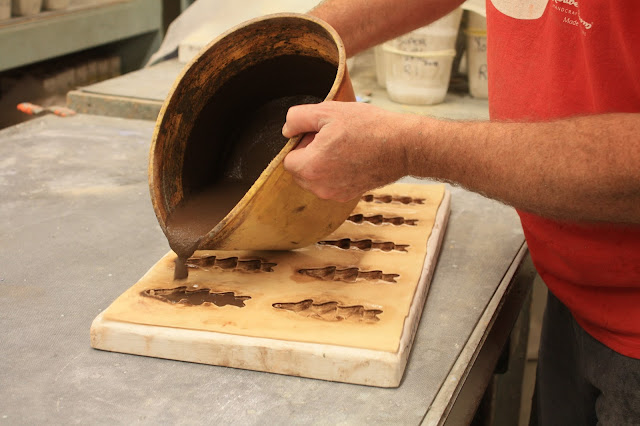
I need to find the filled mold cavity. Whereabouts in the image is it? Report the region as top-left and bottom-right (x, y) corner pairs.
(186, 255), (276, 272)
(273, 299), (382, 323)
(317, 238), (409, 252)
(142, 287), (251, 307)
(298, 266), (399, 283)
(347, 214), (418, 226)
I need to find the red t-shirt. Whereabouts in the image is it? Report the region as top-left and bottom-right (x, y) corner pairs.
(486, 0), (640, 358)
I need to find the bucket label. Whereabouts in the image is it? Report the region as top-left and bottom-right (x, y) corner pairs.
(398, 57), (441, 79)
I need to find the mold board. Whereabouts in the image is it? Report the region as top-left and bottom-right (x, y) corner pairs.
(90, 183), (450, 387)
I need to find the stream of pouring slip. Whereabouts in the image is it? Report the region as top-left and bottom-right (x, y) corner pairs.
(165, 182), (251, 279)
(164, 94), (323, 280)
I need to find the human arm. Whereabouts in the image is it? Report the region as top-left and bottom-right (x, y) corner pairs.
(282, 102), (640, 224)
(308, 0), (464, 57)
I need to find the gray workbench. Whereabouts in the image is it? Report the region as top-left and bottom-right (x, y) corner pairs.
(67, 59), (184, 120)
(0, 114), (533, 424)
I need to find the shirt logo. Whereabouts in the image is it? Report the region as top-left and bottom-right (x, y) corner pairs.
(549, 0), (593, 32)
(490, 0), (549, 19)
(491, 0), (593, 33)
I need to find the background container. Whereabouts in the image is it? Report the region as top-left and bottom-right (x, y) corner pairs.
(465, 13), (488, 99)
(376, 8), (462, 99)
(43, 0), (70, 10)
(11, 0), (41, 16)
(0, 0), (10, 20)
(383, 45), (456, 105)
(374, 45), (386, 88)
(392, 8), (463, 53)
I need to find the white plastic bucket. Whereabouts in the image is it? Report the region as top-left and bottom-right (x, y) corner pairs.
(392, 8), (463, 53)
(467, 10), (487, 30)
(374, 45), (387, 88)
(0, 0), (10, 20)
(383, 45), (456, 105)
(465, 28), (488, 99)
(43, 0), (70, 10)
(11, 0), (41, 16)
(375, 8), (462, 89)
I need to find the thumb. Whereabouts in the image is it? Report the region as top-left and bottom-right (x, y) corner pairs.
(282, 103), (324, 138)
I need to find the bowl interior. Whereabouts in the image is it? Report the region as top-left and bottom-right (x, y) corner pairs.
(152, 16), (342, 232)
(181, 54), (336, 221)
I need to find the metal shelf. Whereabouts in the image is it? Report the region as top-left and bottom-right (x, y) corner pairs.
(0, 0), (162, 72)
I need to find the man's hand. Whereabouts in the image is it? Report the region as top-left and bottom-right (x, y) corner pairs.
(282, 101), (413, 202)
(284, 101), (640, 223)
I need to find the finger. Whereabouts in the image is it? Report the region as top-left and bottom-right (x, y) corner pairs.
(283, 142), (311, 174)
(282, 103), (325, 138)
(285, 133), (316, 171)
(294, 132), (316, 150)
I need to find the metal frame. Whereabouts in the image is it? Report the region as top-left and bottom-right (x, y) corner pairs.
(0, 0), (162, 72)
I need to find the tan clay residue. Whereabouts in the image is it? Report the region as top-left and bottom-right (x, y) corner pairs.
(298, 266), (399, 283)
(273, 299), (382, 323)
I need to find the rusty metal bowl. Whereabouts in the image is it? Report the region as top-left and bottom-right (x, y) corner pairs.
(149, 13), (358, 251)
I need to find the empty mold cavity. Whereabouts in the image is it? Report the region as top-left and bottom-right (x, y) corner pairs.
(298, 266), (399, 283)
(361, 194), (425, 205)
(347, 214), (418, 226)
(317, 238), (409, 252)
(273, 299), (382, 323)
(142, 287), (250, 307)
(186, 255), (276, 272)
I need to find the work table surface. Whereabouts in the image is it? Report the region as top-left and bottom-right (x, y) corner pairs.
(0, 113), (527, 424)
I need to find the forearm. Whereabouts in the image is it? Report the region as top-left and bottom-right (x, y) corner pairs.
(408, 113), (640, 224)
(309, 0), (464, 56)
